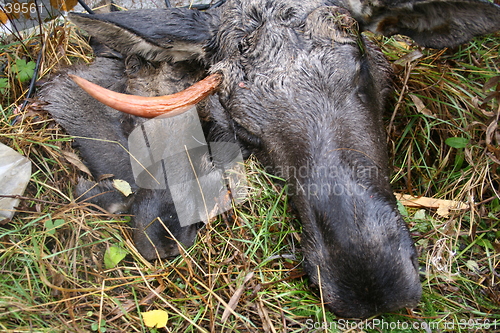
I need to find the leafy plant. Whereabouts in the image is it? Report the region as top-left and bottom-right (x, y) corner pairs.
(104, 244), (128, 269)
(445, 137), (469, 149)
(12, 58), (36, 83)
(0, 78), (9, 94)
(44, 218), (65, 235)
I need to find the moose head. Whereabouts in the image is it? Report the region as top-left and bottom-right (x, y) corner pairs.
(41, 0), (500, 318)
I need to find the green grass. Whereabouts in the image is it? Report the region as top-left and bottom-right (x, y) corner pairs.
(0, 15), (499, 333)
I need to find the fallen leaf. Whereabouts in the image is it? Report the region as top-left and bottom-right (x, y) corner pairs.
(465, 260), (481, 273)
(221, 271), (254, 322)
(50, 0), (79, 11)
(482, 75), (500, 92)
(142, 309), (169, 328)
(113, 179), (133, 197)
(436, 205), (450, 218)
(256, 299), (275, 333)
(98, 174), (115, 181)
(0, 11), (8, 25)
(410, 94), (433, 116)
(394, 49), (423, 66)
(395, 193), (469, 217)
(104, 245), (128, 269)
(61, 151), (92, 176)
(485, 114), (499, 146)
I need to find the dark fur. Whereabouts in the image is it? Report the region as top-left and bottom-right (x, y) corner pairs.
(40, 0), (500, 318)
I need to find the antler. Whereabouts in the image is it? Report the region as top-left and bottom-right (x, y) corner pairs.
(69, 73), (223, 118)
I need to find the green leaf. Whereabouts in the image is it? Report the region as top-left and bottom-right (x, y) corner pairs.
(414, 209), (426, 220)
(465, 260), (480, 273)
(91, 320), (106, 332)
(397, 200), (408, 216)
(45, 218), (65, 235)
(0, 78), (9, 94)
(13, 59), (36, 82)
(490, 197), (500, 214)
(104, 245), (128, 269)
(476, 238), (493, 250)
(453, 149), (465, 170)
(445, 137), (468, 149)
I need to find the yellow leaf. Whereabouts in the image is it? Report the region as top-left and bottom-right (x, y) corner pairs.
(0, 11), (8, 24)
(113, 179), (133, 197)
(142, 309), (169, 328)
(394, 193), (469, 212)
(50, 0), (78, 11)
(410, 94), (433, 116)
(395, 40), (411, 50)
(436, 205), (450, 218)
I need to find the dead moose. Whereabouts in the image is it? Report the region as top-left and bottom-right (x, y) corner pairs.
(40, 0), (500, 318)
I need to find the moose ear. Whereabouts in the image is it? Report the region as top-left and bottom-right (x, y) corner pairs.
(68, 9), (215, 62)
(356, 0), (500, 49)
